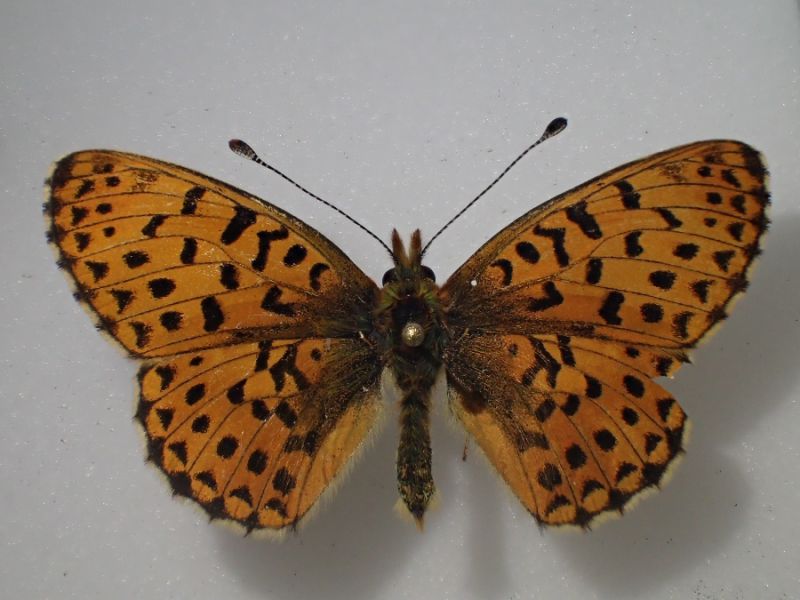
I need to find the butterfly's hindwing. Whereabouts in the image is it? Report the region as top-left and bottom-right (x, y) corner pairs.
(446, 332), (687, 526)
(137, 337), (382, 531)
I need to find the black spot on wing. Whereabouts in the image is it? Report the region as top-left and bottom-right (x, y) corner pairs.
(219, 263), (240, 290)
(640, 302), (664, 323)
(75, 179), (95, 199)
(727, 221), (745, 241)
(534, 226), (569, 266)
(221, 206), (257, 245)
(110, 289), (134, 313)
(730, 194), (747, 214)
(624, 232), (644, 257)
(722, 169), (742, 188)
(623, 375), (645, 398)
(673, 243), (699, 260)
(252, 226), (289, 271)
(216, 436), (239, 458)
(159, 311), (183, 331)
(155, 408), (174, 430)
(585, 376), (602, 399)
(586, 258), (603, 284)
(656, 208), (682, 229)
(141, 214), (167, 237)
(247, 450), (268, 474)
(148, 278), (176, 299)
(274, 401), (298, 428)
(565, 444), (587, 469)
(691, 280), (713, 303)
(516, 241), (540, 263)
(182, 186), (205, 214)
(254, 340), (272, 372)
(561, 394), (580, 415)
(534, 398), (557, 423)
(556, 335), (575, 366)
(201, 296), (225, 331)
(649, 270), (676, 290)
(309, 263), (330, 291)
(672, 312), (693, 339)
(614, 180), (641, 209)
(229, 486), (253, 507)
(491, 259), (513, 286)
(185, 383), (206, 405)
(129, 321), (152, 348)
(82, 260), (109, 282)
(283, 244), (307, 267)
(537, 463), (562, 491)
(261, 286), (296, 316)
(599, 291), (624, 325)
(528, 282), (564, 312)
(566, 200), (602, 239)
(70, 206), (89, 225)
(594, 429), (617, 451)
(73, 232), (91, 251)
(123, 251), (150, 269)
(273, 467), (296, 495)
(713, 250), (735, 272)
(269, 344), (309, 393)
(180, 238), (198, 264)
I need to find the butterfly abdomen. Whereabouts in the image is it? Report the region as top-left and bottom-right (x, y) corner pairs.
(396, 385), (435, 524)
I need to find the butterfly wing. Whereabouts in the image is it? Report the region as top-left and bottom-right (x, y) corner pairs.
(137, 337), (381, 532)
(47, 150), (376, 357)
(47, 150), (382, 531)
(441, 140), (769, 526)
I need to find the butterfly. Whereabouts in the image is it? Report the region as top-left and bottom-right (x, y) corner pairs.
(45, 120), (769, 534)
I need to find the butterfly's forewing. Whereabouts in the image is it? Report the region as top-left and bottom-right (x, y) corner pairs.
(441, 140), (768, 526)
(48, 150), (376, 357)
(47, 151), (382, 531)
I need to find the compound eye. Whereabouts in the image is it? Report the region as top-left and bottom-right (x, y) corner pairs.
(382, 268), (398, 286)
(421, 265), (436, 282)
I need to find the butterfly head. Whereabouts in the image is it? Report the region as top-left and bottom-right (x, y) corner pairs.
(376, 230), (444, 353)
(382, 229), (436, 287)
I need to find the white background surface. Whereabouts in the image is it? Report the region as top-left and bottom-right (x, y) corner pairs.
(2, 2), (799, 599)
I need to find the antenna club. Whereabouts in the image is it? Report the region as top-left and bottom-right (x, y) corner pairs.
(544, 117), (568, 138)
(229, 139), (256, 159)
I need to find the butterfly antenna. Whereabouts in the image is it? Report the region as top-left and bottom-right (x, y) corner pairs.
(229, 139), (393, 256)
(421, 117), (568, 255)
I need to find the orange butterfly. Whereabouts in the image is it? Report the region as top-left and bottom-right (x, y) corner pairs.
(46, 120), (769, 534)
